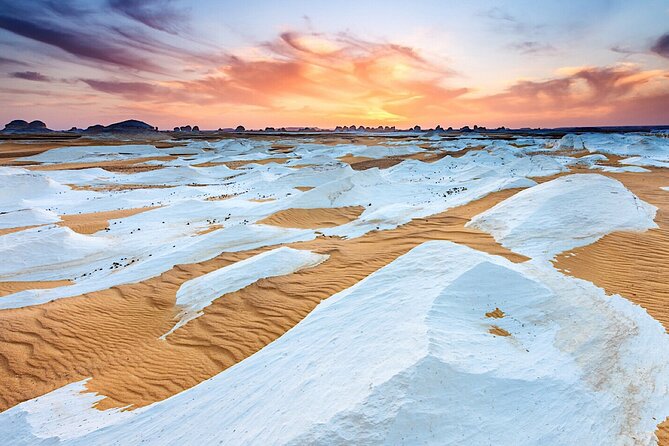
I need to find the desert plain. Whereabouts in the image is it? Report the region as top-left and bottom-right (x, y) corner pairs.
(1, 129), (669, 444)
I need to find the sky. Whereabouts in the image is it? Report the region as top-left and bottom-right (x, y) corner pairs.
(0, 0), (668, 130)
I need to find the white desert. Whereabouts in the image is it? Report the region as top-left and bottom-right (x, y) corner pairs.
(2, 130), (669, 445)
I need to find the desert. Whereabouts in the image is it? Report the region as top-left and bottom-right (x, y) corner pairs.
(1, 126), (669, 444)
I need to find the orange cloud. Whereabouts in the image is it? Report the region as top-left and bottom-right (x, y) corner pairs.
(60, 32), (669, 128)
(470, 65), (669, 126)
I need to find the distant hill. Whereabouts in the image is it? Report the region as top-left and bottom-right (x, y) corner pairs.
(88, 119), (158, 133)
(2, 119), (52, 133)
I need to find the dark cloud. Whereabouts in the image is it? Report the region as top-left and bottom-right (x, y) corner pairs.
(0, 56), (28, 66)
(40, 0), (94, 17)
(651, 32), (669, 58)
(81, 78), (198, 104)
(510, 41), (556, 54)
(109, 0), (189, 35)
(82, 79), (163, 97)
(479, 7), (544, 34)
(0, 14), (158, 71)
(10, 71), (52, 81)
(610, 45), (637, 55)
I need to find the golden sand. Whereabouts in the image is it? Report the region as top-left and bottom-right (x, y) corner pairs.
(553, 169), (669, 330)
(5, 136), (668, 438)
(192, 161), (227, 167)
(270, 143), (295, 151)
(195, 224), (224, 236)
(489, 326), (511, 337)
(0, 280), (73, 298)
(659, 419), (669, 445)
(0, 188), (527, 411)
(337, 154), (374, 165)
(205, 194), (236, 201)
(485, 308), (505, 319)
(26, 156), (174, 173)
(542, 167), (669, 444)
(349, 157), (404, 170)
(58, 207), (159, 235)
(222, 158), (290, 169)
(67, 184), (174, 192)
(0, 225), (43, 237)
(257, 206), (365, 229)
(338, 147), (474, 171)
(295, 186), (314, 191)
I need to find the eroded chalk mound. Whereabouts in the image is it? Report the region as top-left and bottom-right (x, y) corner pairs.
(467, 173), (657, 258)
(2, 241), (669, 445)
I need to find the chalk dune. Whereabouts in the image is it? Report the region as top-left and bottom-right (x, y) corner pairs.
(554, 169), (669, 329)
(2, 132), (669, 444)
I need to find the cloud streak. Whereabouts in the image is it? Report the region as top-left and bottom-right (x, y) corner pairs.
(651, 32), (669, 58)
(1, 2), (667, 129)
(0, 56), (28, 66)
(0, 14), (158, 71)
(9, 71), (52, 82)
(510, 41), (556, 55)
(108, 0), (189, 35)
(469, 65), (669, 126)
(76, 31), (669, 127)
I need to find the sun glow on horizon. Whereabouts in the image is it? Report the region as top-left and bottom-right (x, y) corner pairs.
(0, 0), (668, 129)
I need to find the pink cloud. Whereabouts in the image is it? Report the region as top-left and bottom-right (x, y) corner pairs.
(6, 31), (669, 129)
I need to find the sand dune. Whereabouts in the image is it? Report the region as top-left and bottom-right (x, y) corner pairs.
(257, 206), (365, 229)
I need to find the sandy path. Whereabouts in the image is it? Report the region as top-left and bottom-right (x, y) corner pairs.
(0, 188), (526, 411)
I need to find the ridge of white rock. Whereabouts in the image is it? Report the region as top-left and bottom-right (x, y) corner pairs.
(160, 247), (329, 339)
(467, 173), (658, 259)
(0, 208), (60, 229)
(2, 241), (669, 445)
(0, 223), (316, 310)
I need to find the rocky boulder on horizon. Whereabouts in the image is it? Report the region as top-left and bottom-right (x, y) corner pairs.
(2, 119), (52, 133)
(83, 119), (158, 134)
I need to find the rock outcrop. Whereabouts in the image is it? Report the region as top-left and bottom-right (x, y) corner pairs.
(2, 119), (52, 133)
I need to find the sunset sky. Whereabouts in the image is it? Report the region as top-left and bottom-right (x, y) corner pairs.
(1, 0), (668, 130)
